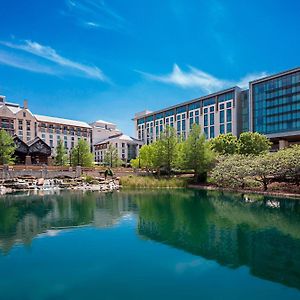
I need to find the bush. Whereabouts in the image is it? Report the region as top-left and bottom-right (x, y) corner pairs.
(211, 154), (252, 188)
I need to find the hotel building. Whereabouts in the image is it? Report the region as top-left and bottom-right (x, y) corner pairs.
(0, 96), (140, 164)
(90, 120), (142, 164)
(249, 67), (300, 148)
(134, 67), (300, 149)
(134, 87), (246, 144)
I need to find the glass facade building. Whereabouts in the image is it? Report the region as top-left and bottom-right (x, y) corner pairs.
(251, 68), (300, 136)
(135, 67), (300, 149)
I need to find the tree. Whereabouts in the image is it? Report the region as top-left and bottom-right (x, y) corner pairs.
(210, 133), (238, 155)
(211, 154), (252, 188)
(71, 139), (94, 167)
(250, 153), (278, 191)
(136, 143), (157, 171)
(238, 132), (271, 155)
(55, 140), (68, 166)
(0, 129), (16, 165)
(274, 145), (300, 185)
(156, 126), (178, 176)
(104, 144), (122, 167)
(181, 124), (215, 183)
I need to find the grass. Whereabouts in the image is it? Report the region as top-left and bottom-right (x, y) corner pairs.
(119, 175), (189, 188)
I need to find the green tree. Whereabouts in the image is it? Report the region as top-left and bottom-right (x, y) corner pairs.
(156, 126), (178, 176)
(274, 145), (300, 185)
(250, 153), (278, 191)
(0, 129), (16, 165)
(135, 143), (156, 171)
(71, 139), (94, 167)
(181, 124), (215, 182)
(55, 140), (68, 166)
(104, 144), (122, 167)
(238, 132), (271, 155)
(210, 133), (238, 155)
(211, 154), (252, 188)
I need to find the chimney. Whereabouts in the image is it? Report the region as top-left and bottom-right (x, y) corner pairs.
(23, 99), (28, 109)
(0, 95), (5, 103)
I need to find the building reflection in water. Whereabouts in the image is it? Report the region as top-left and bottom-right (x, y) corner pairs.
(0, 189), (300, 290)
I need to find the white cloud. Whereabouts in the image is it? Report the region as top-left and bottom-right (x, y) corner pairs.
(0, 50), (57, 75)
(64, 0), (126, 32)
(0, 39), (107, 81)
(138, 64), (268, 93)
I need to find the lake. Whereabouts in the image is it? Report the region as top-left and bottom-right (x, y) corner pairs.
(0, 189), (300, 300)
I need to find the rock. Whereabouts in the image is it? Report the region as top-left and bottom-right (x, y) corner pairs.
(37, 178), (45, 186)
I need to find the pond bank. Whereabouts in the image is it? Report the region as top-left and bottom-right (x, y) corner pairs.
(0, 177), (120, 195)
(188, 184), (300, 200)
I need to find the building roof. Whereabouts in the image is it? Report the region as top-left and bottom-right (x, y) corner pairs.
(34, 114), (92, 128)
(95, 133), (142, 145)
(249, 66), (300, 85)
(7, 106), (22, 114)
(93, 119), (116, 126)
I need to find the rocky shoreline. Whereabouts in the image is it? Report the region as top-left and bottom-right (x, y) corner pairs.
(0, 177), (120, 195)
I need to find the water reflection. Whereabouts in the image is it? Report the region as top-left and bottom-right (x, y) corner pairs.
(0, 189), (300, 290)
(0, 191), (137, 254)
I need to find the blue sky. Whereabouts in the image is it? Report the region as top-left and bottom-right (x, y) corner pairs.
(1, 0), (300, 135)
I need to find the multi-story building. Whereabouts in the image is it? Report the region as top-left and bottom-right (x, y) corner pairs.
(134, 67), (300, 150)
(90, 120), (142, 164)
(249, 67), (300, 149)
(94, 133), (143, 164)
(0, 98), (92, 164)
(0, 96), (140, 164)
(89, 120), (121, 147)
(134, 87), (244, 144)
(34, 114), (92, 152)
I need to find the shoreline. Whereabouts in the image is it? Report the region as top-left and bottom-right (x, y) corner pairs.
(188, 184), (300, 200)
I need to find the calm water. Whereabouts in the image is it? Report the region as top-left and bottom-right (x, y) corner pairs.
(0, 189), (300, 300)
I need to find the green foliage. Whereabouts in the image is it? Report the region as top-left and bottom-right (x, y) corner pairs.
(210, 133), (238, 155)
(84, 175), (94, 184)
(137, 143), (157, 171)
(211, 154), (252, 188)
(133, 126), (179, 176)
(120, 175), (188, 188)
(55, 140), (68, 166)
(104, 144), (122, 167)
(274, 145), (300, 185)
(156, 126), (178, 176)
(71, 139), (94, 167)
(212, 145), (300, 191)
(0, 129), (16, 165)
(238, 132), (271, 155)
(180, 124), (215, 182)
(250, 153), (278, 191)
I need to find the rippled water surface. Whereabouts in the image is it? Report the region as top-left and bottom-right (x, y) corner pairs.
(0, 189), (300, 300)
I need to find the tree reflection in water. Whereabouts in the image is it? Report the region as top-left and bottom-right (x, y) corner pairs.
(0, 189), (300, 290)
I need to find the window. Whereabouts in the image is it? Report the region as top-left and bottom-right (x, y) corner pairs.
(226, 109), (232, 122)
(18, 120), (23, 130)
(227, 123), (232, 133)
(209, 126), (215, 138)
(26, 120), (30, 131)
